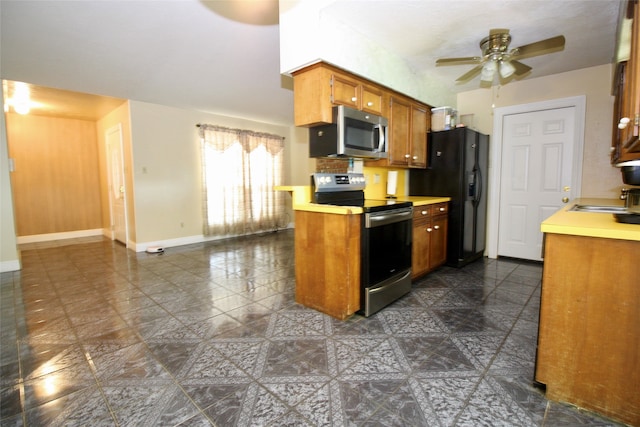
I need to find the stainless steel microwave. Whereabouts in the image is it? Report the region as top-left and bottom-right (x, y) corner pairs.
(309, 105), (388, 159)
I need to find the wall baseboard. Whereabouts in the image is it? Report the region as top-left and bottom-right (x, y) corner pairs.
(133, 225), (295, 253)
(16, 229), (104, 244)
(15, 227), (296, 254)
(0, 259), (21, 273)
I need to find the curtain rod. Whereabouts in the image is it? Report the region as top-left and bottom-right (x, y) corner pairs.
(196, 123), (285, 140)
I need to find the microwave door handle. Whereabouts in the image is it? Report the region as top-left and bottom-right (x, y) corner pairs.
(374, 124), (385, 152)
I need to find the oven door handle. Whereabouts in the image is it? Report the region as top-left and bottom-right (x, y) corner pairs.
(365, 209), (413, 228)
(367, 270), (412, 294)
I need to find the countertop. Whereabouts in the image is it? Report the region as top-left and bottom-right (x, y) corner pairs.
(275, 185), (450, 214)
(541, 198), (640, 241)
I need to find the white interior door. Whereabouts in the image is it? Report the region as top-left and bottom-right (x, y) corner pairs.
(106, 125), (128, 245)
(498, 107), (576, 261)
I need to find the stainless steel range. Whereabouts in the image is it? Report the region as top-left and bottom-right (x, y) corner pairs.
(311, 173), (413, 316)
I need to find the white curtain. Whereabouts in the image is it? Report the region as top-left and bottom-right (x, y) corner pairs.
(199, 124), (286, 237)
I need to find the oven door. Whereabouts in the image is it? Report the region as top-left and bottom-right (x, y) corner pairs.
(360, 207), (413, 316)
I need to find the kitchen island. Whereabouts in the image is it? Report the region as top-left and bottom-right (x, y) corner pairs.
(536, 199), (640, 426)
(276, 185), (449, 319)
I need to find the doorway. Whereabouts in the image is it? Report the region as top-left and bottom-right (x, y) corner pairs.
(105, 124), (128, 245)
(487, 96), (586, 260)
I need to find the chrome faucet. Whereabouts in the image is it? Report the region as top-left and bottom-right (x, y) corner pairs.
(620, 188), (629, 206)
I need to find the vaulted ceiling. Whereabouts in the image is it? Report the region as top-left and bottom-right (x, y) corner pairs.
(0, 0), (625, 125)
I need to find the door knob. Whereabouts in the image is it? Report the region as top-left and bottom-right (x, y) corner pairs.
(562, 197), (569, 203)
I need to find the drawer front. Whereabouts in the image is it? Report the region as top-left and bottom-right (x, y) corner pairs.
(432, 203), (448, 216)
(413, 205), (432, 223)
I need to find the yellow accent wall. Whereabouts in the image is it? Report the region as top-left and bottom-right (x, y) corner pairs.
(363, 166), (407, 199)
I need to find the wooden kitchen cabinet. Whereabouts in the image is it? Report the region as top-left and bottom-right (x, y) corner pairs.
(292, 62), (431, 169)
(536, 233), (640, 426)
(385, 96), (428, 168)
(412, 202), (448, 279)
(294, 210), (361, 320)
(611, 0), (640, 163)
(332, 73), (384, 115)
(292, 62), (385, 127)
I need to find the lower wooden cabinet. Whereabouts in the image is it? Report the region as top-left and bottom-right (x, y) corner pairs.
(412, 202), (448, 279)
(294, 210), (361, 319)
(536, 232), (640, 426)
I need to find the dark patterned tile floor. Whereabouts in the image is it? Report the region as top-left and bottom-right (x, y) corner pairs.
(0, 230), (624, 426)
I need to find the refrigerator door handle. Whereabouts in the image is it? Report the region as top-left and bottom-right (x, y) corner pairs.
(476, 168), (483, 203)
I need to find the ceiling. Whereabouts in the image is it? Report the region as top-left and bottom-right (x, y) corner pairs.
(0, 0), (626, 125)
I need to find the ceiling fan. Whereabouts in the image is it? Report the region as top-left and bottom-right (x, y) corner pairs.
(436, 29), (565, 85)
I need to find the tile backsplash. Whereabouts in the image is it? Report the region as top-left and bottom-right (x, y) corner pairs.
(314, 159), (406, 199)
(315, 158), (349, 173)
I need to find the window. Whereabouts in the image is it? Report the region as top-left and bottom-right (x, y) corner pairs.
(199, 125), (286, 237)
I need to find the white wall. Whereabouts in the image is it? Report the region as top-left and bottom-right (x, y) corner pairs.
(457, 64), (621, 198)
(288, 126), (315, 185)
(127, 101), (311, 250)
(0, 93), (20, 272)
(279, 0), (455, 107)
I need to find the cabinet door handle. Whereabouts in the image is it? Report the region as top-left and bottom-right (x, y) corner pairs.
(619, 117), (630, 129)
(367, 101), (373, 107)
(434, 225), (440, 230)
(413, 155), (418, 160)
(421, 210), (428, 215)
(427, 227), (433, 232)
(439, 207), (445, 212)
(351, 97), (357, 102)
(405, 154), (411, 158)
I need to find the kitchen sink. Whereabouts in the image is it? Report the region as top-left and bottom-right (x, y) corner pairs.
(569, 204), (628, 214)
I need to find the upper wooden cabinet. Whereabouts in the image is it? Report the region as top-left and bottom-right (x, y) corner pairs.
(292, 63), (386, 126)
(386, 96), (428, 168)
(292, 62), (431, 168)
(612, 0), (640, 164)
(331, 73), (384, 115)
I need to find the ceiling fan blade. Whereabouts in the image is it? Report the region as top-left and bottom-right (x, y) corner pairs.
(513, 35), (565, 59)
(510, 60), (532, 76)
(436, 57), (482, 66)
(456, 65), (483, 82)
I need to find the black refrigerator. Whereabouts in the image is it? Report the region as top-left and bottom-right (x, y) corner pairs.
(409, 128), (489, 268)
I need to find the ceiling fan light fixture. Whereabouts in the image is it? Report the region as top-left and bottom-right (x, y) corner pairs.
(436, 29), (565, 86)
(499, 61), (516, 78)
(480, 60), (497, 82)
